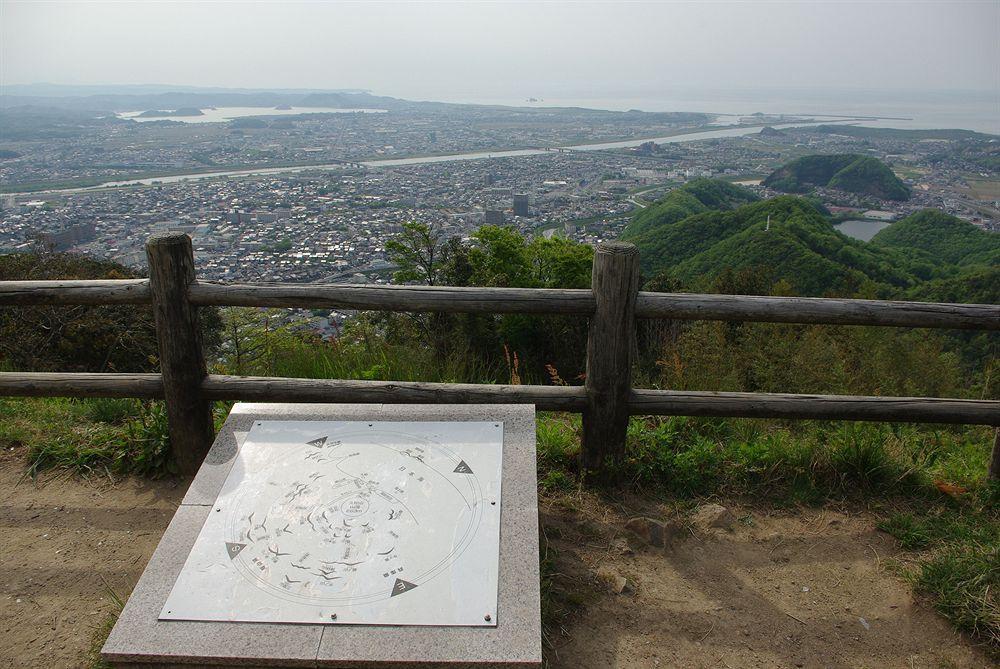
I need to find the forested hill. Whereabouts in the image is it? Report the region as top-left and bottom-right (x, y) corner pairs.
(624, 182), (997, 299)
(871, 209), (1000, 266)
(763, 154), (911, 201)
(643, 196), (914, 296)
(621, 178), (758, 242)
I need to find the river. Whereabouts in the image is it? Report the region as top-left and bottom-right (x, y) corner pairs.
(13, 120), (877, 196)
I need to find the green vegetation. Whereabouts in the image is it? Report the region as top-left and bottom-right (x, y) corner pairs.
(0, 252), (220, 372)
(665, 197), (915, 295)
(229, 117), (268, 129)
(803, 125), (997, 142)
(871, 208), (1000, 266)
(763, 154), (911, 201)
(622, 177), (758, 239)
(879, 490), (999, 654)
(0, 253), (160, 372)
(1, 397), (177, 478)
(621, 183), (997, 302)
(625, 194), (914, 293)
(2, 194), (996, 653)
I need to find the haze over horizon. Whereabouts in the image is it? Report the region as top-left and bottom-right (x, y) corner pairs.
(2, 1), (997, 103)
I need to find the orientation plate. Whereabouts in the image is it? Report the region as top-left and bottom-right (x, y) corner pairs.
(160, 420), (503, 626)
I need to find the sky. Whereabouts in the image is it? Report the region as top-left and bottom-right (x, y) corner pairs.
(1, 1), (998, 101)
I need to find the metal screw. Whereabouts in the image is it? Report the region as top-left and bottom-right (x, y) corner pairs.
(330, 613), (338, 621)
(484, 614), (492, 622)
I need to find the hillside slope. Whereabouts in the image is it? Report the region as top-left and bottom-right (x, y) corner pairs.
(763, 154), (910, 201)
(622, 178), (758, 240)
(665, 197), (915, 295)
(871, 209), (1000, 267)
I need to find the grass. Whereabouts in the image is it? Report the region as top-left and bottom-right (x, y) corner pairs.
(86, 581), (126, 669)
(879, 488), (1000, 657)
(964, 178), (1000, 201)
(0, 397), (177, 478)
(538, 414), (993, 501)
(3, 397), (996, 656)
(536, 412), (999, 656)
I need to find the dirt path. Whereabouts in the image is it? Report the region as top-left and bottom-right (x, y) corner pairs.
(0, 453), (186, 669)
(0, 453), (991, 668)
(542, 495), (992, 668)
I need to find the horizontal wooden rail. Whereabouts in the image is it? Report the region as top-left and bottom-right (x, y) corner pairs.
(630, 389), (1000, 425)
(634, 292), (1000, 330)
(1, 278), (996, 331)
(4, 372), (997, 426)
(5, 234), (997, 480)
(201, 375), (588, 411)
(0, 372), (164, 398)
(188, 281), (596, 315)
(0, 279), (151, 305)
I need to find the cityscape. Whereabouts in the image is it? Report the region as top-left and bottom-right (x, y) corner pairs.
(2, 2), (999, 667)
(3, 106), (997, 291)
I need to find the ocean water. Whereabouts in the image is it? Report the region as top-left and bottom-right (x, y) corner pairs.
(409, 88), (999, 135)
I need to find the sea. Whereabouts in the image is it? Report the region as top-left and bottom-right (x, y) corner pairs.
(403, 87), (1000, 135)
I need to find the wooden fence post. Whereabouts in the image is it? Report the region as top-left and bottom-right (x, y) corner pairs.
(146, 233), (214, 474)
(581, 241), (640, 484)
(989, 429), (1000, 481)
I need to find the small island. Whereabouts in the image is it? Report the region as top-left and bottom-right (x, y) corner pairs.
(274, 104), (293, 110)
(136, 107), (204, 118)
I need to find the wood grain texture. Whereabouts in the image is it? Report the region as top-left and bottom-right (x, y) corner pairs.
(189, 281), (596, 314)
(581, 242), (641, 480)
(635, 292), (999, 330)
(146, 233), (215, 474)
(629, 389), (1000, 425)
(201, 375), (587, 411)
(0, 279), (151, 305)
(3, 278), (995, 332)
(4, 372), (994, 426)
(0, 372), (164, 398)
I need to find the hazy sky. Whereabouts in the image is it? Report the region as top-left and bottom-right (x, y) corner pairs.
(2, 1), (997, 100)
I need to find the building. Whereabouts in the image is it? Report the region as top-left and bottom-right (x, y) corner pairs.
(513, 193), (531, 217)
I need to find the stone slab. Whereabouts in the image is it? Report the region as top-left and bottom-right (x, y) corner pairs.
(103, 403), (541, 668)
(101, 504), (322, 667)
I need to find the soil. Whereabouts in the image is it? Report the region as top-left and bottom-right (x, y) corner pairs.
(0, 452), (186, 669)
(541, 493), (993, 668)
(0, 452), (992, 668)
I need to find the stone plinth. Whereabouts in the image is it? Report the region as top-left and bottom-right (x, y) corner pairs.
(102, 403), (541, 668)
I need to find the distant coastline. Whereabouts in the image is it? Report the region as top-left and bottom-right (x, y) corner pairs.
(136, 107), (204, 118)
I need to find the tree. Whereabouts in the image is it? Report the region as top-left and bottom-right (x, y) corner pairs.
(386, 221), (444, 285)
(0, 252), (220, 373)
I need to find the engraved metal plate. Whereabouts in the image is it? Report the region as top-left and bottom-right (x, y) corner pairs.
(160, 420), (503, 626)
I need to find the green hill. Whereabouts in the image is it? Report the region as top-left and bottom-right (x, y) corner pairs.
(763, 154), (910, 201)
(663, 197), (914, 295)
(871, 209), (1000, 267)
(622, 178), (757, 239)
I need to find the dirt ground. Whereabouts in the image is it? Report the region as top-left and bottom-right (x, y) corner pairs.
(0, 452), (186, 669)
(0, 452), (992, 669)
(541, 494), (992, 669)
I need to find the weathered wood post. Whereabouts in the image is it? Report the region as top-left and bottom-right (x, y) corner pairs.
(146, 233), (214, 474)
(581, 241), (640, 484)
(989, 429), (1000, 481)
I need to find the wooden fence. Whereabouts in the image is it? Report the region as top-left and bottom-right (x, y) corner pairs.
(1, 233), (998, 480)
